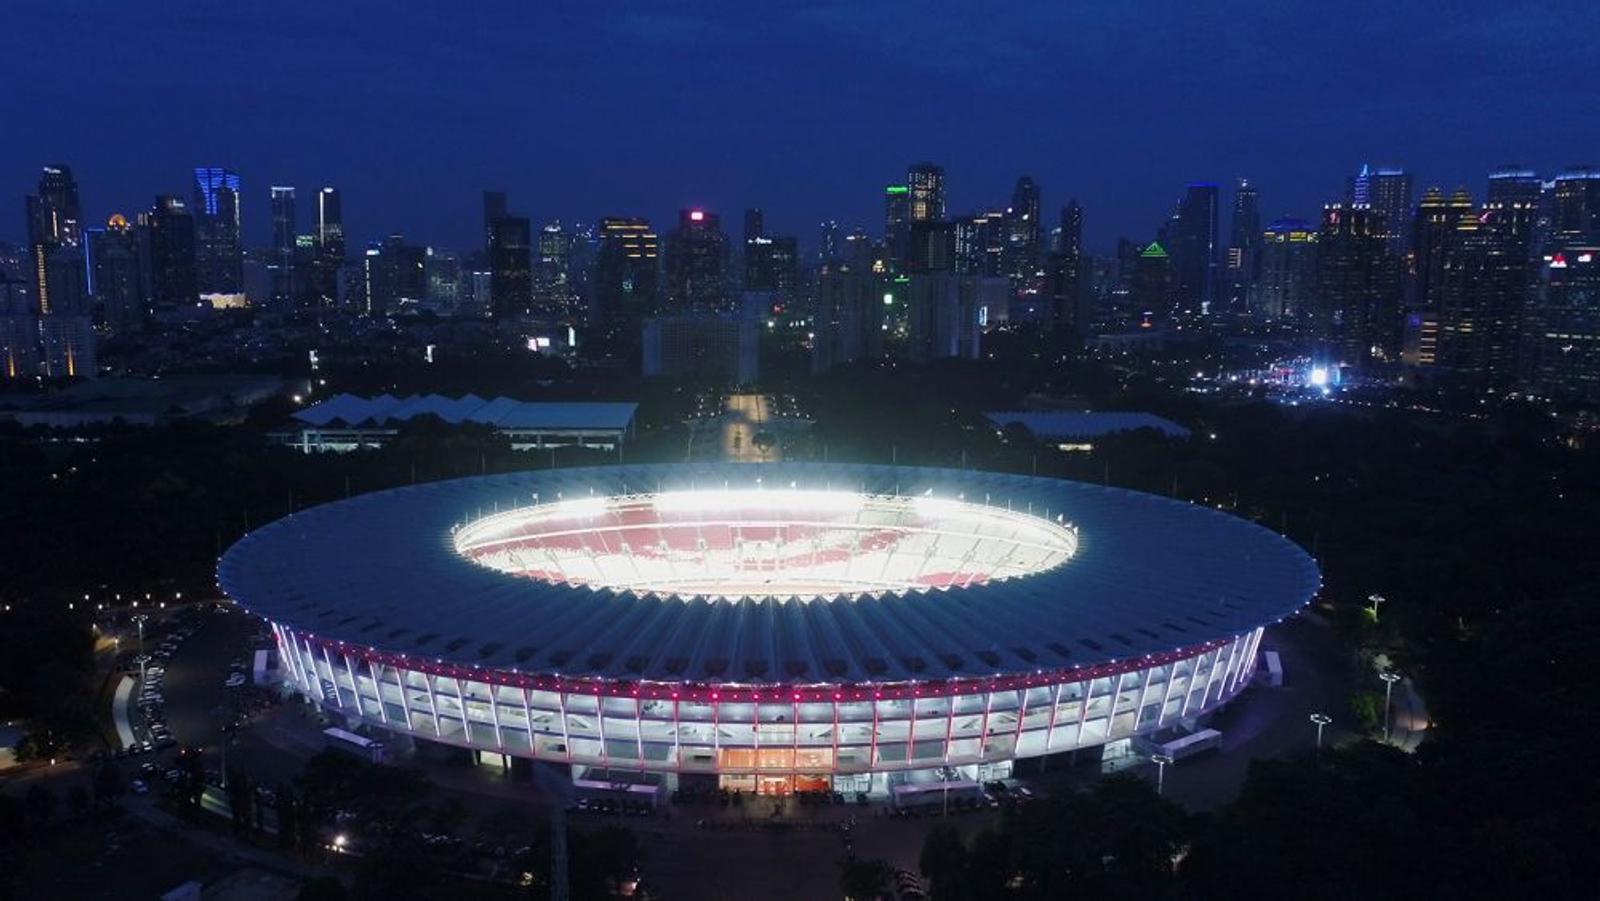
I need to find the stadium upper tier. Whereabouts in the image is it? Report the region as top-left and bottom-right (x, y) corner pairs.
(218, 463), (1320, 685)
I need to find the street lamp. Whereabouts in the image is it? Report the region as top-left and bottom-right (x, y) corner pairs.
(1379, 672), (1402, 742)
(1151, 753), (1175, 795)
(1367, 593), (1386, 620)
(1310, 713), (1332, 750)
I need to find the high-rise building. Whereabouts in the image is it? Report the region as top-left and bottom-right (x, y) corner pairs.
(664, 209), (728, 312)
(488, 216), (533, 318)
(1520, 242), (1600, 400)
(907, 163), (945, 223)
(594, 216), (659, 324)
(811, 263), (884, 374)
(1226, 179), (1262, 312)
(1255, 218), (1317, 321)
(534, 222), (577, 318)
(313, 187), (344, 305)
(193, 167), (244, 302)
(1486, 167), (1543, 208)
(1348, 164), (1413, 252)
(1316, 204), (1403, 367)
(483, 191), (508, 250)
(817, 220), (841, 264)
(1044, 201), (1086, 335)
(903, 272), (981, 361)
(1170, 183), (1220, 312)
(40, 314), (95, 378)
(424, 247), (463, 311)
(1410, 187), (1476, 311)
(24, 164), (84, 317)
(89, 214), (146, 332)
(269, 186), (297, 308)
(744, 234), (798, 293)
(147, 195), (199, 310)
(1433, 197), (1535, 387)
(884, 184), (911, 269)
(360, 233), (427, 317)
(1131, 242), (1172, 325)
(906, 220), (956, 273)
(743, 208), (764, 242)
(954, 211), (1006, 277)
(1550, 166), (1600, 243)
(1005, 176), (1042, 284)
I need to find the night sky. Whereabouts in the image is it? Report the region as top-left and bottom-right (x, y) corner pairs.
(4, 1), (1597, 253)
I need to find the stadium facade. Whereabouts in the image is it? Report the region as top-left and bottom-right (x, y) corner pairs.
(219, 463), (1319, 798)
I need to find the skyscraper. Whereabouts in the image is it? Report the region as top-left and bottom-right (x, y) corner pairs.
(1226, 179), (1261, 312)
(192, 167), (243, 302)
(269, 186), (298, 308)
(488, 215), (533, 318)
(1520, 241), (1600, 400)
(884, 184), (911, 270)
(24, 164), (84, 317)
(817, 220), (841, 265)
(907, 163), (945, 223)
(664, 209), (728, 312)
(483, 191), (508, 249)
(744, 234), (798, 293)
(147, 195), (199, 310)
(1131, 242), (1172, 323)
(534, 222), (577, 318)
(812, 263), (884, 374)
(1433, 196), (1535, 387)
(313, 187), (344, 306)
(1170, 184), (1220, 312)
(1315, 204), (1403, 367)
(1005, 176), (1042, 284)
(954, 211), (1007, 277)
(1550, 166), (1600, 243)
(743, 208), (764, 242)
(89, 214), (146, 332)
(1045, 201), (1086, 334)
(1348, 164), (1413, 253)
(1255, 218), (1317, 321)
(594, 216), (659, 324)
(1411, 186), (1476, 312)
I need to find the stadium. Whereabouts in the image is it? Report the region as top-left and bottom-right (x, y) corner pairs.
(218, 463), (1320, 800)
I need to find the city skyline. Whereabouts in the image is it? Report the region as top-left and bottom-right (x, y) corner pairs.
(4, 3), (1598, 252)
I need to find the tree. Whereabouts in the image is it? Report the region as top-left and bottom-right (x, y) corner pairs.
(1350, 690), (1384, 734)
(839, 856), (893, 901)
(23, 784), (57, 827)
(295, 876), (349, 901)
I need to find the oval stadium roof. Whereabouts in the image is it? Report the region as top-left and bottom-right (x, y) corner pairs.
(218, 463), (1320, 686)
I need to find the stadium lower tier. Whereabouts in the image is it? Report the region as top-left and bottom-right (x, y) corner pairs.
(273, 622), (1262, 788)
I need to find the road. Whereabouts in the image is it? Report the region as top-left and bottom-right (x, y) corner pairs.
(723, 393), (776, 462)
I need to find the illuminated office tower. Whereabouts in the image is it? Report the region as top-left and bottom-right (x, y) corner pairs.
(1520, 241), (1600, 400)
(1550, 166), (1600, 243)
(488, 215), (533, 318)
(884, 184), (911, 269)
(1348, 163), (1413, 253)
(1226, 179), (1261, 311)
(269, 186), (297, 307)
(89, 215), (146, 331)
(1433, 196), (1535, 387)
(147, 195), (199, 310)
(313, 187), (344, 305)
(24, 164), (84, 316)
(595, 217), (659, 323)
(907, 162), (945, 223)
(193, 167), (243, 302)
(665, 209), (728, 312)
(1170, 183), (1220, 312)
(1316, 204), (1403, 367)
(1004, 176), (1041, 284)
(1255, 218), (1317, 322)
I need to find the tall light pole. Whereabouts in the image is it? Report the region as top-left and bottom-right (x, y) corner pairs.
(1310, 713), (1332, 750)
(1379, 672), (1402, 742)
(1151, 753), (1174, 796)
(132, 613), (149, 684)
(1367, 593), (1386, 621)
